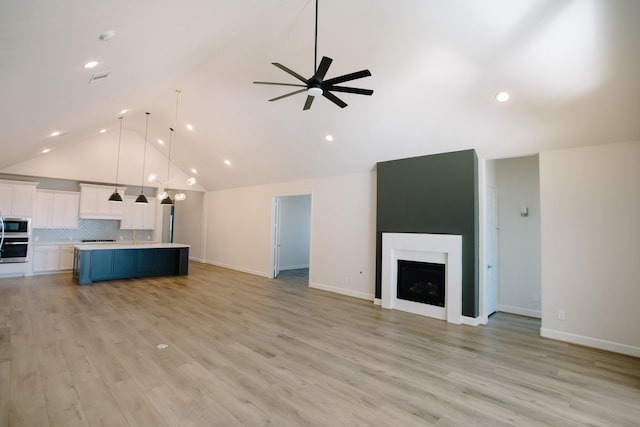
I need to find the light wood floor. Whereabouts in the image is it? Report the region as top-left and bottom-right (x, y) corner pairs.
(1, 263), (638, 426)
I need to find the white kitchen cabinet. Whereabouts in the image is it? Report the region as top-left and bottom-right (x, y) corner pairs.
(59, 245), (75, 270)
(33, 190), (80, 228)
(120, 196), (156, 230)
(33, 244), (75, 272)
(79, 184), (126, 220)
(0, 180), (37, 217)
(33, 245), (61, 272)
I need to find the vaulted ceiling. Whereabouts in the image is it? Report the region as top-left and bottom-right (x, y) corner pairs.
(2, 0), (639, 191)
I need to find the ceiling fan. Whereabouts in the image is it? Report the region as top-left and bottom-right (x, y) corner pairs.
(254, 0), (373, 110)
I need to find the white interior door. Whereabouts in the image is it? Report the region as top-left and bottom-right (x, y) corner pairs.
(272, 197), (281, 278)
(486, 185), (499, 315)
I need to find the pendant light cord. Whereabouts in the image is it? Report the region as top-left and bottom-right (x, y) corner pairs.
(166, 128), (174, 190)
(114, 116), (123, 190)
(140, 112), (150, 193)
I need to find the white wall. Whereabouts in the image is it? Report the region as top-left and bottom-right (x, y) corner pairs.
(278, 195), (311, 270)
(495, 155), (541, 318)
(539, 140), (640, 357)
(0, 128), (204, 193)
(173, 190), (204, 261)
(205, 171), (377, 300)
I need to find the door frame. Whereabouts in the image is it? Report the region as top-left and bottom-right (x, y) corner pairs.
(270, 194), (313, 280)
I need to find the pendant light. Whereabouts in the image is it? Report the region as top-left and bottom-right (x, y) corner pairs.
(135, 112), (150, 204)
(108, 116), (124, 202)
(160, 127), (174, 205)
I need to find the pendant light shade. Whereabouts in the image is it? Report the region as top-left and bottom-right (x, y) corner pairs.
(108, 191), (123, 202)
(135, 193), (148, 203)
(108, 116), (124, 202)
(136, 112), (150, 204)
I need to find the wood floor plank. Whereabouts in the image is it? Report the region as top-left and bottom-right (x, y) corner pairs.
(1, 265), (639, 426)
(0, 361), (9, 427)
(73, 378), (128, 427)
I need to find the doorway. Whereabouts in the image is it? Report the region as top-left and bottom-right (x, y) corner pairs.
(485, 155), (541, 320)
(271, 194), (312, 282)
(486, 184), (499, 316)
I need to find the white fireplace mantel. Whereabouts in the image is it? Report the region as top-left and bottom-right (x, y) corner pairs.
(381, 232), (462, 324)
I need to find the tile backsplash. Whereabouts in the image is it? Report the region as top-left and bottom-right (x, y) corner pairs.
(33, 219), (154, 242)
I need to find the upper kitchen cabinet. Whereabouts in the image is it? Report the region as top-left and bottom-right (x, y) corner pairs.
(120, 196), (156, 230)
(79, 184), (126, 220)
(33, 190), (80, 229)
(0, 180), (37, 217)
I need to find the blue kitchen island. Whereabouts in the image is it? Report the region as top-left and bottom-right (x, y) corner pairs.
(73, 242), (190, 285)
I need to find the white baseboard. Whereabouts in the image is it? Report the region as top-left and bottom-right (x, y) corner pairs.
(373, 298), (381, 306)
(498, 304), (541, 319)
(189, 257), (204, 263)
(203, 260), (270, 278)
(540, 327), (640, 358)
(309, 281), (374, 301)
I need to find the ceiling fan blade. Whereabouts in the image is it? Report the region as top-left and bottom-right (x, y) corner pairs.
(303, 95), (315, 110)
(323, 69), (372, 86)
(268, 88), (307, 102)
(315, 56), (333, 81)
(272, 63), (308, 83)
(254, 81), (307, 88)
(327, 86), (374, 96)
(323, 91), (347, 108)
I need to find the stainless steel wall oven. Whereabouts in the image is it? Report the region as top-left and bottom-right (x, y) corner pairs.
(0, 217), (31, 263)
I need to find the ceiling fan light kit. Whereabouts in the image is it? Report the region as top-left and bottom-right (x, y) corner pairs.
(254, 0), (373, 110)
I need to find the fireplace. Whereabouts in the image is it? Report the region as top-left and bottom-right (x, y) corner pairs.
(381, 232), (462, 324)
(397, 260), (445, 307)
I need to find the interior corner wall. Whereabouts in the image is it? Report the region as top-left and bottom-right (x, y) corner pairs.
(495, 155), (541, 318)
(172, 190), (204, 261)
(204, 171), (376, 301)
(539, 140), (640, 356)
(375, 149), (479, 317)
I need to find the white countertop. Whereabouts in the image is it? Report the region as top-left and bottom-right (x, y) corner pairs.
(74, 242), (190, 251)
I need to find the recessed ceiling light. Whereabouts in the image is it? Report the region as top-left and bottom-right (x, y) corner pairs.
(84, 61), (99, 69)
(325, 134), (334, 142)
(157, 138), (164, 145)
(224, 159), (232, 166)
(190, 168), (197, 174)
(99, 128), (107, 134)
(119, 109), (128, 115)
(147, 173), (158, 183)
(186, 124), (194, 131)
(186, 177), (197, 186)
(496, 92), (510, 103)
(41, 148), (51, 154)
(50, 131), (61, 137)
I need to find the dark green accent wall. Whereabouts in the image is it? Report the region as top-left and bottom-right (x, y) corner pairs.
(375, 149), (479, 318)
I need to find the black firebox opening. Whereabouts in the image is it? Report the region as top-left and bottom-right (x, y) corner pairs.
(397, 260), (445, 307)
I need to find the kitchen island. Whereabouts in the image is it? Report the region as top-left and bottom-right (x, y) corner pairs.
(73, 242), (190, 285)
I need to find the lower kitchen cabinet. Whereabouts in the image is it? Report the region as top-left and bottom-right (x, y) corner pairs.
(33, 244), (76, 273)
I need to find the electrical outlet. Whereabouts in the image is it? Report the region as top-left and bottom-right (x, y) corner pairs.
(558, 310), (566, 320)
